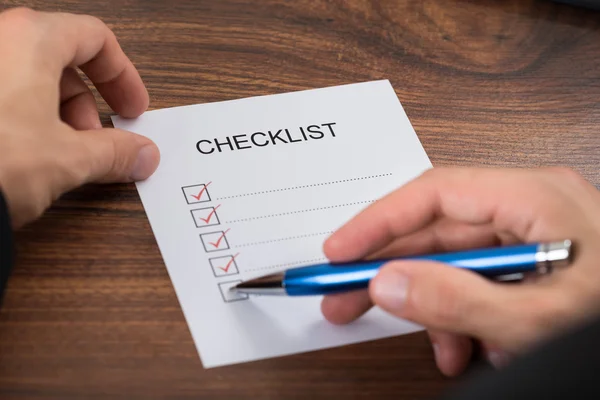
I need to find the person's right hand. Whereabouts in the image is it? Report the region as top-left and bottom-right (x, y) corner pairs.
(320, 167), (600, 377)
(0, 8), (159, 228)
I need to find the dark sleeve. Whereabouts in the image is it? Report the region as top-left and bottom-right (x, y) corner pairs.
(437, 314), (600, 400)
(551, 0), (600, 10)
(0, 188), (13, 303)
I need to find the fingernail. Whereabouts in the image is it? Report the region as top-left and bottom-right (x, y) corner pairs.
(433, 343), (441, 363)
(131, 145), (160, 181)
(487, 351), (509, 369)
(371, 270), (409, 311)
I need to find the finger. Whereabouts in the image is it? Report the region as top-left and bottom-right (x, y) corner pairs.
(321, 221), (503, 326)
(321, 219), (495, 324)
(321, 290), (372, 325)
(369, 260), (572, 351)
(324, 168), (578, 262)
(59, 67), (101, 130)
(367, 219), (507, 260)
(542, 166), (600, 203)
(40, 11), (148, 117)
(76, 127), (160, 183)
(428, 330), (473, 377)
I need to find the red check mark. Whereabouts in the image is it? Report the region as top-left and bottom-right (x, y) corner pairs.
(209, 229), (230, 248)
(190, 181), (212, 201)
(199, 204), (220, 224)
(219, 253), (239, 273)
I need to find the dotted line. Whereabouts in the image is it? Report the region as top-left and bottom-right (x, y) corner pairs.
(215, 173), (392, 200)
(245, 258), (328, 273)
(234, 231), (333, 248)
(224, 201), (374, 224)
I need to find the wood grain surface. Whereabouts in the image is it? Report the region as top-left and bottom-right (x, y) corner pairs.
(1, 0), (599, 399)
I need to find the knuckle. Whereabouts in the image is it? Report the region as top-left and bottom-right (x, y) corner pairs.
(85, 132), (126, 181)
(108, 136), (127, 177)
(80, 14), (112, 37)
(544, 166), (586, 184)
(60, 146), (94, 186)
(420, 168), (438, 179)
(419, 167), (446, 184)
(420, 167), (480, 184)
(84, 14), (108, 30)
(0, 8), (42, 60)
(421, 167), (454, 180)
(0, 7), (38, 29)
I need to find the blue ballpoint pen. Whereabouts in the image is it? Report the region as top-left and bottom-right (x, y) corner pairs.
(230, 240), (573, 296)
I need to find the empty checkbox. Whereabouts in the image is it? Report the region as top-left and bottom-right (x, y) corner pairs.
(218, 280), (248, 303)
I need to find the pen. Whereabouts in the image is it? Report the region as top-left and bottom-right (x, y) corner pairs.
(230, 240), (573, 296)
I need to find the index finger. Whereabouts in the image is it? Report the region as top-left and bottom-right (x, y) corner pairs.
(41, 11), (148, 117)
(323, 167), (583, 262)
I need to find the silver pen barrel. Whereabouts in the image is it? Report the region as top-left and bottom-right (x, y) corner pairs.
(535, 240), (573, 274)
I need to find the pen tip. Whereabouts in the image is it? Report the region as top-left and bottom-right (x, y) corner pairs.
(231, 280), (254, 289)
(226, 272), (286, 295)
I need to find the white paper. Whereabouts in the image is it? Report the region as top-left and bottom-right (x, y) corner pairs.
(111, 80), (432, 368)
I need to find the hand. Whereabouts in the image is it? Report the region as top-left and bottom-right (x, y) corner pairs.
(0, 8), (160, 228)
(321, 167), (600, 376)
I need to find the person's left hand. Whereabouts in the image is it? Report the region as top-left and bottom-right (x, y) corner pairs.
(0, 8), (160, 228)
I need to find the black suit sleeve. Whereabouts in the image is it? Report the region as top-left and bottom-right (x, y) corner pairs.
(0, 189), (13, 303)
(436, 313), (600, 400)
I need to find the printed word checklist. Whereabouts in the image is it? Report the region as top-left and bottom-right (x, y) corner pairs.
(112, 80), (432, 368)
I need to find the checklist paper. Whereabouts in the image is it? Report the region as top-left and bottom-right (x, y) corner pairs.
(111, 80), (432, 368)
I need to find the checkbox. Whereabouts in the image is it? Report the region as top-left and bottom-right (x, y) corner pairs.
(218, 280), (248, 303)
(209, 254), (239, 277)
(200, 229), (230, 252)
(182, 182), (212, 204)
(191, 206), (221, 228)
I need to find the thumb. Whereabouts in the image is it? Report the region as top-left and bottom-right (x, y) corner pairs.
(369, 261), (562, 351)
(78, 128), (160, 183)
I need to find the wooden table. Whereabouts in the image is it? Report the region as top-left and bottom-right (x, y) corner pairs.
(1, 0), (599, 398)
